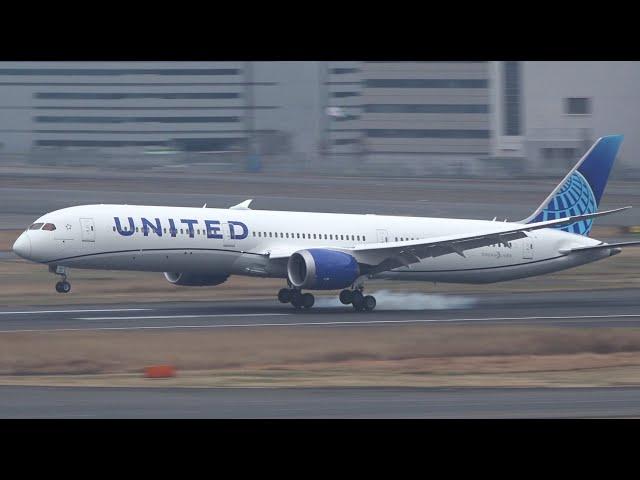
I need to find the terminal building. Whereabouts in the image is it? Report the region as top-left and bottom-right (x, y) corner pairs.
(0, 62), (279, 162)
(325, 61), (640, 176)
(0, 61), (638, 176)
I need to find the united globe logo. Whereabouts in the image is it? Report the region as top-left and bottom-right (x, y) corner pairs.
(537, 170), (597, 235)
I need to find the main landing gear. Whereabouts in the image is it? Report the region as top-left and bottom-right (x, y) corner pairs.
(278, 288), (315, 309)
(339, 288), (376, 312)
(49, 265), (71, 294)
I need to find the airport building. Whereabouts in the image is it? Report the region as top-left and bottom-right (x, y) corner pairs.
(0, 62), (281, 163)
(0, 61), (638, 176)
(325, 61), (640, 176)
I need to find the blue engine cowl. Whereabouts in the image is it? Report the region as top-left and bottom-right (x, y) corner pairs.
(287, 249), (360, 290)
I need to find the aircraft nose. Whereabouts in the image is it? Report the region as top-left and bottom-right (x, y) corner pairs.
(12, 232), (32, 259)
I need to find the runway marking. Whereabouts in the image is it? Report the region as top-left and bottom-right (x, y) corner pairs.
(77, 313), (291, 320)
(0, 308), (152, 315)
(1, 312), (640, 333)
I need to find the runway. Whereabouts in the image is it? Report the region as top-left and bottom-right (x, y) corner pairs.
(2, 385), (640, 418)
(1, 288), (639, 332)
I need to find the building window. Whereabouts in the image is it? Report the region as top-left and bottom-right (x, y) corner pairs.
(503, 61), (522, 135)
(366, 129), (489, 139)
(330, 68), (359, 74)
(364, 104), (489, 114)
(565, 97), (591, 115)
(542, 147), (577, 160)
(365, 79), (487, 88)
(331, 92), (360, 98)
(35, 92), (241, 100)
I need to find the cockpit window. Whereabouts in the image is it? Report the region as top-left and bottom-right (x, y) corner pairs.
(28, 223), (44, 230)
(42, 223), (56, 231)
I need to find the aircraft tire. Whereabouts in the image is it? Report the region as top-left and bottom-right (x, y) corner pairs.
(278, 288), (292, 303)
(339, 289), (353, 305)
(56, 281), (71, 294)
(302, 293), (315, 309)
(363, 295), (376, 312)
(291, 291), (303, 309)
(351, 290), (364, 310)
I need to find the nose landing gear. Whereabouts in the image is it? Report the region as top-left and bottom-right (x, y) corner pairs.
(55, 281), (71, 293)
(49, 265), (71, 294)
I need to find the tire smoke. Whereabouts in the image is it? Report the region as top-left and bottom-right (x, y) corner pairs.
(313, 289), (476, 310)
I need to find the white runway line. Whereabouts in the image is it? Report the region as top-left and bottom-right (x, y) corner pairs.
(0, 308), (152, 315)
(0, 313), (640, 334)
(78, 313), (291, 320)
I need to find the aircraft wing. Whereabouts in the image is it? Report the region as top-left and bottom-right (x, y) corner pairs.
(337, 207), (631, 275)
(256, 207), (630, 274)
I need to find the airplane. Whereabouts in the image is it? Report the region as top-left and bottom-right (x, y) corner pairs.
(12, 134), (640, 312)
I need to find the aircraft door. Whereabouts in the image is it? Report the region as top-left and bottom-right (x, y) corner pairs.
(221, 222), (235, 248)
(376, 229), (389, 243)
(80, 218), (95, 242)
(522, 236), (534, 259)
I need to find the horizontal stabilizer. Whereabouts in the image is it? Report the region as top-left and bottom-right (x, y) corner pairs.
(560, 240), (640, 254)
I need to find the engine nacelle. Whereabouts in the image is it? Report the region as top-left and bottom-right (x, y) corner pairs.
(287, 249), (360, 290)
(163, 272), (229, 286)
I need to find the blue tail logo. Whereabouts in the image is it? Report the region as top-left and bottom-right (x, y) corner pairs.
(524, 135), (623, 236)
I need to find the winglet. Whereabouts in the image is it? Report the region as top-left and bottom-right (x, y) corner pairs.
(229, 199), (253, 210)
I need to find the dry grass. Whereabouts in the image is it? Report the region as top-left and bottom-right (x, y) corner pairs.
(3, 325), (640, 387)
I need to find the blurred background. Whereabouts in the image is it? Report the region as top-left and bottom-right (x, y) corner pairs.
(0, 61), (638, 178)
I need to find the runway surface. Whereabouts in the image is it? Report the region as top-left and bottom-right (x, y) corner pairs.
(2, 385), (640, 418)
(1, 288), (639, 332)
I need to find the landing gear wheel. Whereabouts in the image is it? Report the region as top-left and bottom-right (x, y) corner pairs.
(291, 291), (303, 309)
(278, 288), (292, 303)
(351, 290), (364, 311)
(363, 295), (376, 312)
(302, 293), (315, 309)
(55, 281), (71, 293)
(339, 289), (354, 305)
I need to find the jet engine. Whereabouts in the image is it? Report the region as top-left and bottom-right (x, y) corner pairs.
(163, 272), (229, 286)
(287, 249), (360, 290)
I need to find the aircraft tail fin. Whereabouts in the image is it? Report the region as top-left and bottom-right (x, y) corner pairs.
(520, 135), (624, 236)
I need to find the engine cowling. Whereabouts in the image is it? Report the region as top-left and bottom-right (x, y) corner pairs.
(163, 272), (229, 286)
(287, 249), (360, 290)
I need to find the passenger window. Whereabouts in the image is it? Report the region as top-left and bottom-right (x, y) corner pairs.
(313, 234), (316, 239)
(351, 235), (354, 241)
(42, 223), (56, 231)
(296, 233), (300, 238)
(112, 226), (116, 232)
(363, 236), (366, 241)
(269, 232), (272, 237)
(357, 235), (360, 241)
(163, 228), (167, 234)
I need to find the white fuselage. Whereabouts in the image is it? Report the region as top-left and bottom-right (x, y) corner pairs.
(15, 204), (613, 286)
